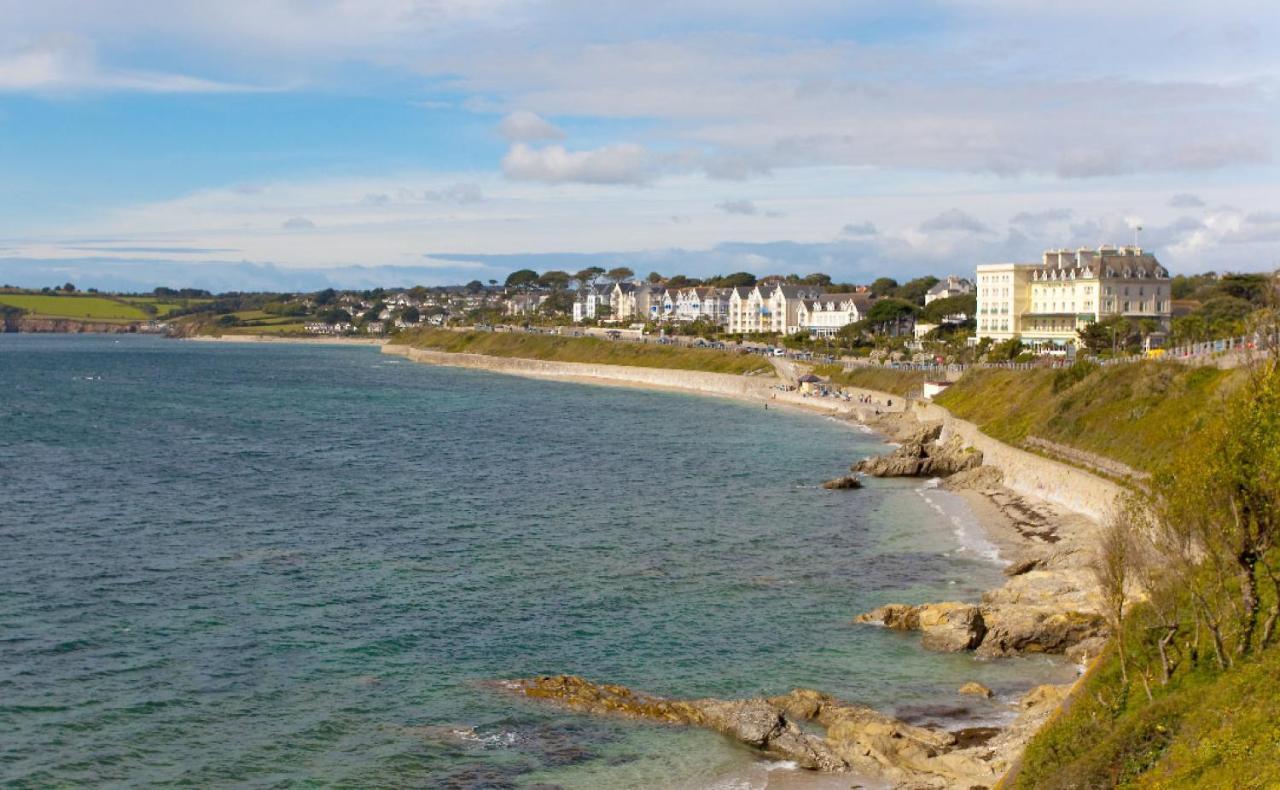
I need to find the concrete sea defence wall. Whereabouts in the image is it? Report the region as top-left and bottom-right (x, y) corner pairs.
(914, 400), (1124, 522)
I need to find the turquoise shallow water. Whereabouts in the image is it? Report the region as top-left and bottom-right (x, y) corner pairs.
(0, 335), (1074, 788)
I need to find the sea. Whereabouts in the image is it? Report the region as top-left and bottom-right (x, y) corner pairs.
(0, 335), (1076, 788)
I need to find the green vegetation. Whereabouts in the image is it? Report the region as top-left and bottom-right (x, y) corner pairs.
(1014, 357), (1280, 788)
(934, 361), (1240, 473)
(811, 364), (925, 398)
(0, 293), (151, 321)
(401, 328), (775, 375)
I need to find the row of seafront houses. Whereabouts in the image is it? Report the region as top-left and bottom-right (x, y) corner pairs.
(535, 244), (1175, 348)
(527, 276), (974, 337)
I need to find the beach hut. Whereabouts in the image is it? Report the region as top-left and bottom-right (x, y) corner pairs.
(797, 372), (823, 394)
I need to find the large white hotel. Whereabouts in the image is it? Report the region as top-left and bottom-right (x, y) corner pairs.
(976, 245), (1172, 348)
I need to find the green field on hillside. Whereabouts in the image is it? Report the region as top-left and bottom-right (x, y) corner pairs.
(402, 328), (775, 375)
(0, 293), (150, 321)
(934, 362), (1240, 473)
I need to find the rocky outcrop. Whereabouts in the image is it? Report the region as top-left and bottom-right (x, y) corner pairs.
(959, 682), (993, 698)
(856, 602), (988, 652)
(821, 475), (862, 490)
(976, 607), (1107, 657)
(501, 675), (1011, 787)
(858, 593), (1103, 657)
(852, 424), (983, 478)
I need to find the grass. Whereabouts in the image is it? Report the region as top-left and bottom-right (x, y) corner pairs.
(401, 328), (776, 375)
(0, 293), (150, 321)
(812, 365), (927, 398)
(118, 297), (206, 317)
(1014, 619), (1280, 789)
(934, 361), (1240, 473)
(224, 322), (309, 335)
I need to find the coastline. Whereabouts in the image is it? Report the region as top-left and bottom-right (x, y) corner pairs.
(376, 341), (1109, 787)
(184, 334), (388, 347)
(183, 335), (1109, 787)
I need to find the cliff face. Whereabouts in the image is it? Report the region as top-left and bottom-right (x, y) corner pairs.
(6, 318), (142, 333)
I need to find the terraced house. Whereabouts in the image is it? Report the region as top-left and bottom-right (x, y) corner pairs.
(796, 293), (873, 337)
(976, 245), (1172, 348)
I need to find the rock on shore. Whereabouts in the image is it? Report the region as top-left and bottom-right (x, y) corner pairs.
(855, 602), (988, 652)
(852, 423), (983, 478)
(856, 593), (1105, 657)
(821, 475), (862, 490)
(499, 674), (1044, 788)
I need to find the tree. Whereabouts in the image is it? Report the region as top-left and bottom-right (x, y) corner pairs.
(541, 290), (574, 315)
(1092, 510), (1135, 683)
(989, 337), (1024, 361)
(538, 270), (571, 290)
(716, 271), (756, 288)
(1077, 315), (1132, 354)
(314, 288), (337, 306)
(647, 271), (664, 284)
(666, 274), (698, 288)
(1215, 273), (1270, 305)
(870, 277), (899, 298)
(802, 272), (832, 287)
(399, 306), (420, 324)
(1198, 295), (1254, 329)
(605, 266), (635, 283)
(895, 276), (939, 305)
(62, 282), (76, 292)
(574, 267), (605, 287)
(505, 269), (539, 289)
(920, 293), (976, 324)
(465, 279), (485, 294)
(320, 307), (353, 325)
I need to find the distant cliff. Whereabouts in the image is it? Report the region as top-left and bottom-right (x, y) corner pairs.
(4, 317), (144, 333)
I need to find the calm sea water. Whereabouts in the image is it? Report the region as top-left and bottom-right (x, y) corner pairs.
(0, 335), (1073, 788)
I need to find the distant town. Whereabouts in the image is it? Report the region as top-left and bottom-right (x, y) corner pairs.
(2, 244), (1276, 363)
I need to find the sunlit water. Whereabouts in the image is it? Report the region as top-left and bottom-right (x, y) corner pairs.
(0, 335), (1074, 788)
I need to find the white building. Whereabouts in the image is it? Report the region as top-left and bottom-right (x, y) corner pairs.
(572, 285), (612, 322)
(976, 245), (1171, 347)
(795, 293), (872, 337)
(924, 275), (973, 305)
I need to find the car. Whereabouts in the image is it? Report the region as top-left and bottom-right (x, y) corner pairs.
(771, 348), (786, 357)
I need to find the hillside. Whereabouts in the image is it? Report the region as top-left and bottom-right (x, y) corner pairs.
(934, 361), (1241, 474)
(1007, 356), (1280, 788)
(399, 328), (776, 375)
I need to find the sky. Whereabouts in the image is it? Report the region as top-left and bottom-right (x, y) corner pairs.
(0, 0), (1277, 291)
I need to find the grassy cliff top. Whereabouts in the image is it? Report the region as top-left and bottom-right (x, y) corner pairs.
(399, 328), (776, 376)
(934, 361), (1240, 474)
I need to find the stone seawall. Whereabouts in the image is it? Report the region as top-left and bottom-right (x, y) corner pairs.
(914, 400), (1124, 522)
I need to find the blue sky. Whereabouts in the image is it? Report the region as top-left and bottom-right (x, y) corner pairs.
(0, 1), (1277, 290)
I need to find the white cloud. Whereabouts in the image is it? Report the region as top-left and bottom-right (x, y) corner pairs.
(497, 110), (564, 141)
(0, 34), (268, 93)
(281, 216), (316, 229)
(501, 142), (655, 185)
